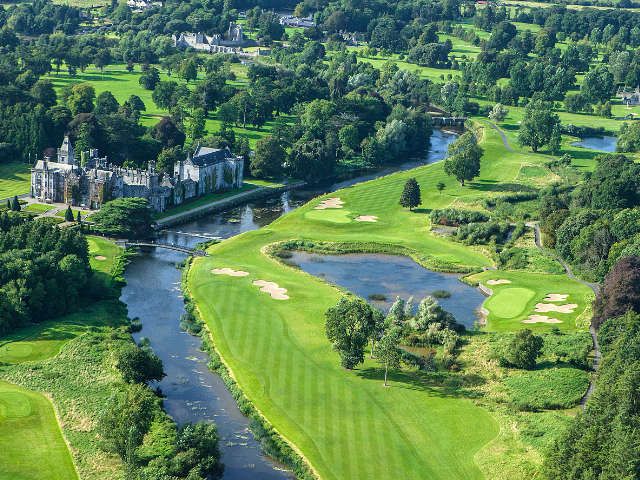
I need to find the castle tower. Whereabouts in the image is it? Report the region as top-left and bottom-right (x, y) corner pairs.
(57, 136), (76, 165)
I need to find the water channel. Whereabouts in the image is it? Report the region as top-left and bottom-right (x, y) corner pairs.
(118, 129), (458, 479)
(571, 135), (617, 153)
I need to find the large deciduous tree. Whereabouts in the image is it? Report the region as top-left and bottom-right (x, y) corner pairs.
(518, 99), (560, 152)
(92, 197), (153, 239)
(594, 255), (640, 328)
(444, 131), (482, 185)
(506, 329), (543, 369)
(325, 297), (376, 369)
(251, 136), (284, 179)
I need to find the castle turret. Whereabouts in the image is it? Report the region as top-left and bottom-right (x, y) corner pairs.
(57, 136), (76, 165)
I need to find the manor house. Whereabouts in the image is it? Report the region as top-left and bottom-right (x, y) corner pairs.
(30, 137), (244, 212)
(172, 24), (256, 53)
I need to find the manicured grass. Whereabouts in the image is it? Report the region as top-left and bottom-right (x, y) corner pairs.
(0, 381), (78, 480)
(87, 235), (121, 273)
(467, 270), (593, 332)
(23, 203), (55, 214)
(55, 207), (82, 219)
(0, 162), (31, 200)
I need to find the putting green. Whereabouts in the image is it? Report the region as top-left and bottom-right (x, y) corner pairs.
(0, 381), (77, 480)
(484, 287), (535, 318)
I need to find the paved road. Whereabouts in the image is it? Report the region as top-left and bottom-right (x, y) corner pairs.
(528, 222), (600, 408)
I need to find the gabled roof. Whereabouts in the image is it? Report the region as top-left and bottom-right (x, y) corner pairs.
(191, 146), (236, 166)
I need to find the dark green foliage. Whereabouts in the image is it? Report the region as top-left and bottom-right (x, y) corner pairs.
(399, 177), (421, 210)
(456, 221), (511, 245)
(518, 99), (560, 153)
(506, 329), (543, 370)
(573, 154), (640, 210)
(11, 195), (20, 212)
(617, 121), (640, 153)
(544, 312), (640, 479)
(115, 344), (164, 384)
(430, 208), (490, 226)
(251, 136), (284, 179)
(92, 197), (153, 239)
(0, 214), (90, 334)
(325, 297), (377, 369)
(64, 205), (74, 222)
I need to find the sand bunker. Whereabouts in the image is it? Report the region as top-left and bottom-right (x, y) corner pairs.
(253, 280), (289, 300)
(212, 268), (249, 277)
(486, 279), (511, 285)
(315, 197), (344, 210)
(544, 293), (569, 302)
(535, 303), (577, 313)
(523, 315), (562, 324)
(94, 255), (107, 261)
(355, 215), (378, 222)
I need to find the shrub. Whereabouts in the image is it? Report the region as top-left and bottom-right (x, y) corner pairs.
(506, 329), (543, 370)
(429, 208), (489, 226)
(457, 221), (511, 244)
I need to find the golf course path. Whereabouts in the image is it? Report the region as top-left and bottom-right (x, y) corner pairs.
(529, 222), (601, 408)
(487, 121), (514, 152)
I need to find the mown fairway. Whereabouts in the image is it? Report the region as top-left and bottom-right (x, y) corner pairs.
(188, 123), (593, 479)
(0, 381), (78, 480)
(0, 162), (31, 200)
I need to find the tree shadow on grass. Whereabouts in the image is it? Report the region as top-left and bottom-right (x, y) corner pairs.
(354, 366), (486, 399)
(412, 208), (432, 214)
(501, 124), (519, 131)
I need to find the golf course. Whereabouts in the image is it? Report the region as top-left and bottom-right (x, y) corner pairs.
(187, 120), (595, 479)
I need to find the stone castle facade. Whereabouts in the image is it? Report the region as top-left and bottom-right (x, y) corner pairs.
(31, 137), (244, 212)
(172, 24), (257, 53)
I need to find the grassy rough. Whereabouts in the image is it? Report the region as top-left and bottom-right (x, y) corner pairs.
(504, 367), (589, 410)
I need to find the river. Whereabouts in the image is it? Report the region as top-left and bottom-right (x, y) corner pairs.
(118, 130), (457, 479)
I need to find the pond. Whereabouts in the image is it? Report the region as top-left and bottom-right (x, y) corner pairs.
(284, 252), (485, 328)
(571, 136), (617, 153)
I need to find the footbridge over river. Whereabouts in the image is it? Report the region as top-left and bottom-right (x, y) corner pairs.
(117, 240), (209, 256)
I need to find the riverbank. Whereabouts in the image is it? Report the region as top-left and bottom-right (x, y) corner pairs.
(186, 122), (594, 479)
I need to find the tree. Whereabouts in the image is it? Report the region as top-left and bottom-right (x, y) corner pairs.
(138, 67), (160, 90)
(179, 58), (198, 83)
(115, 344), (165, 384)
(94, 91), (119, 116)
(98, 383), (156, 467)
(186, 108), (206, 142)
(617, 122), (640, 153)
(251, 136), (284, 178)
(92, 197), (153, 239)
(399, 177), (421, 210)
(338, 124), (359, 157)
(437, 182), (445, 194)
(11, 196), (20, 212)
(581, 65), (614, 104)
(594, 256), (640, 328)
(488, 103), (508, 122)
(64, 206), (74, 222)
(151, 117), (186, 148)
(518, 99), (560, 152)
(444, 131), (482, 185)
(507, 329), (543, 369)
(548, 123), (562, 155)
(76, 210), (82, 223)
(156, 146), (183, 174)
(67, 83), (95, 115)
(325, 297), (375, 369)
(376, 326), (402, 386)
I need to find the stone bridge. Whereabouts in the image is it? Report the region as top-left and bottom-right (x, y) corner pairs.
(119, 240), (208, 256)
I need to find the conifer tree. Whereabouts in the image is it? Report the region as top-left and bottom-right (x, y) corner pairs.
(65, 206), (74, 222)
(11, 196), (20, 212)
(399, 177), (421, 211)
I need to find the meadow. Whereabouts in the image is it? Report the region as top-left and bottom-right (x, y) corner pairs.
(0, 162), (31, 200)
(188, 118), (593, 479)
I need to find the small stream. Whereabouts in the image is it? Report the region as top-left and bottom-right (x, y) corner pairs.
(118, 130), (458, 479)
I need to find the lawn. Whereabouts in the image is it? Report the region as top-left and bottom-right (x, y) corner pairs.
(466, 270), (593, 332)
(23, 203), (55, 214)
(0, 381), (78, 480)
(0, 162), (31, 200)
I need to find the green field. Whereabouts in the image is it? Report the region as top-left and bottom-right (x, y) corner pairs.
(0, 381), (78, 480)
(23, 203), (55, 214)
(187, 119), (595, 479)
(0, 162), (31, 200)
